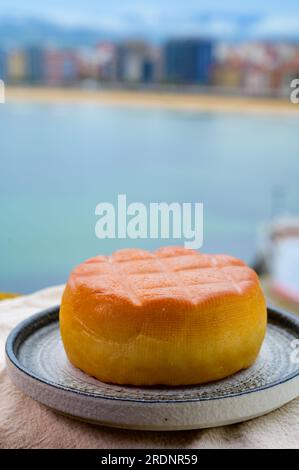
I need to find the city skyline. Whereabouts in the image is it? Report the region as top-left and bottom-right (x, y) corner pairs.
(1, 1), (299, 42)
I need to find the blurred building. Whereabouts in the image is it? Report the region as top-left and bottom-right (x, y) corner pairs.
(44, 50), (62, 84)
(1, 36), (299, 96)
(8, 50), (26, 83)
(213, 65), (243, 90)
(116, 41), (157, 83)
(45, 49), (80, 85)
(25, 46), (45, 83)
(243, 66), (271, 96)
(0, 49), (8, 81)
(94, 43), (117, 81)
(61, 51), (79, 82)
(213, 42), (299, 96)
(164, 39), (214, 84)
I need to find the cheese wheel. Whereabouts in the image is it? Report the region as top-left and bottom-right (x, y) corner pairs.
(60, 247), (267, 385)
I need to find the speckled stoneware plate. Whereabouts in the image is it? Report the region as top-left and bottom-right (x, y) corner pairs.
(5, 306), (299, 431)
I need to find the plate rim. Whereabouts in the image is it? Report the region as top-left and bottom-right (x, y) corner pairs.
(5, 305), (299, 404)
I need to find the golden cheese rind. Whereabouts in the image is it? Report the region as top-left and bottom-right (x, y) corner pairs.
(60, 247), (267, 385)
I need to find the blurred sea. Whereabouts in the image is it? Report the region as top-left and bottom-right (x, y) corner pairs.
(1, 102), (299, 293)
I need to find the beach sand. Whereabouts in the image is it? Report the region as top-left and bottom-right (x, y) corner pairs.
(5, 86), (299, 114)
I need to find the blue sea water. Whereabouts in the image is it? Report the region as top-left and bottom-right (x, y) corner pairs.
(1, 102), (299, 293)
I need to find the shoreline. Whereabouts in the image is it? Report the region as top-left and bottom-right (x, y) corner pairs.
(5, 86), (299, 115)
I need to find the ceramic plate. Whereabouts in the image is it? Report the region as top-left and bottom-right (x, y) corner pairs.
(5, 306), (299, 430)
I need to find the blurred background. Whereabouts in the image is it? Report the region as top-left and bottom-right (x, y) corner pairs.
(1, 1), (299, 309)
(1, 1), (299, 94)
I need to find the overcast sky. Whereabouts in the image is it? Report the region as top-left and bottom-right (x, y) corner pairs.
(1, 1), (299, 40)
